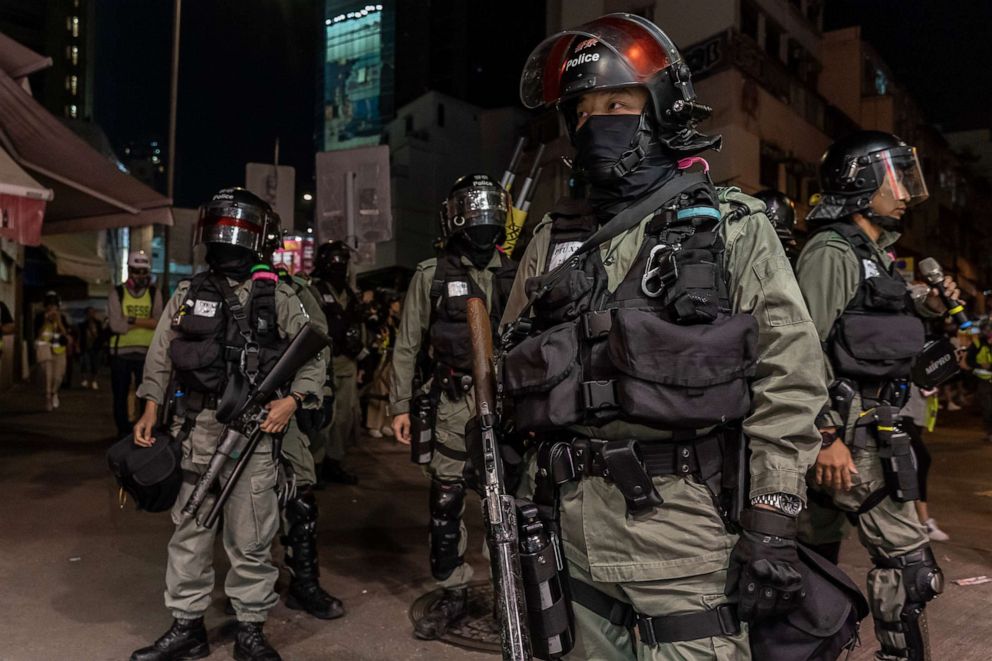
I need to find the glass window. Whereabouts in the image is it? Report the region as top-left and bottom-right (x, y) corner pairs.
(741, 0), (759, 42)
(68, 104), (78, 118)
(72, 17), (79, 38)
(71, 46), (79, 66)
(69, 75), (78, 96)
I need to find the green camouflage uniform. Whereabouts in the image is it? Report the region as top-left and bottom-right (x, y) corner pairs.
(390, 251), (505, 590)
(136, 278), (325, 622)
(500, 189), (825, 660)
(795, 226), (932, 659)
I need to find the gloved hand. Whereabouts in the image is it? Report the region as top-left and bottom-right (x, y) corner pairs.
(726, 509), (806, 623)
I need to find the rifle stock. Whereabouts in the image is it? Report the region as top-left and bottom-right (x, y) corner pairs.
(467, 297), (531, 660)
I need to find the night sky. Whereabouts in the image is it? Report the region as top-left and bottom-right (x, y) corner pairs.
(91, 1), (989, 211)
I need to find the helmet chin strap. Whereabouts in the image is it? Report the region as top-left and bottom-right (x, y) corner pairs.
(862, 208), (902, 231)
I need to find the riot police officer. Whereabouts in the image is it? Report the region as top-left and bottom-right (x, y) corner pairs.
(390, 173), (518, 640)
(796, 131), (950, 661)
(502, 14), (826, 658)
(130, 188), (325, 661)
(271, 265), (345, 621)
(310, 240), (363, 485)
(753, 189), (799, 264)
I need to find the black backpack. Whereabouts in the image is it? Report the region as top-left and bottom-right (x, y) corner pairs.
(107, 430), (182, 513)
(750, 544), (870, 660)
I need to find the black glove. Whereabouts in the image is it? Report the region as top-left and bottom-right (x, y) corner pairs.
(726, 508), (806, 623)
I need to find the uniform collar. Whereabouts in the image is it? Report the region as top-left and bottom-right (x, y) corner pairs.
(456, 249), (502, 271)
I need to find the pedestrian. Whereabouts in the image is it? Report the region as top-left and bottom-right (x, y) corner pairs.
(966, 318), (992, 441)
(309, 241), (363, 485)
(107, 250), (163, 438)
(130, 188), (324, 661)
(901, 385), (950, 541)
(502, 15), (826, 657)
(365, 291), (399, 438)
(390, 174), (518, 639)
(34, 291), (69, 411)
(796, 130), (949, 660)
(78, 306), (106, 390)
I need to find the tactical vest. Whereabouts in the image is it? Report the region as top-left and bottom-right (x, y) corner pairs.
(817, 222), (925, 383)
(168, 272), (286, 399)
(502, 181), (759, 433)
(313, 279), (361, 358)
(113, 285), (156, 350)
(428, 250), (517, 375)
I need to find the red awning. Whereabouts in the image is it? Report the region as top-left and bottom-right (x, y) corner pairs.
(0, 65), (173, 235)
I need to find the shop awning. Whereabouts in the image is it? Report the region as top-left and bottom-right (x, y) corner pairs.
(0, 32), (52, 80)
(0, 64), (173, 235)
(0, 142), (51, 245)
(41, 231), (112, 285)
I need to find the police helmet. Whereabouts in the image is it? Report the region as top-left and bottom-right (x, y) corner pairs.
(519, 13), (720, 153)
(807, 131), (928, 223)
(754, 190), (797, 238)
(43, 290), (61, 308)
(313, 240), (352, 275)
(439, 173), (509, 247)
(195, 188), (281, 256)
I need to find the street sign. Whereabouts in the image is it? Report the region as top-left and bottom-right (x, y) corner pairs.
(315, 145), (391, 265)
(246, 163), (296, 227)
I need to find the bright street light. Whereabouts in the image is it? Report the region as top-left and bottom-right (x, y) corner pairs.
(302, 193), (313, 201)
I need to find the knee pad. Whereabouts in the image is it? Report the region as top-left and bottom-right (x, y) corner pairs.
(285, 490), (319, 530)
(873, 545), (944, 606)
(429, 480), (465, 581)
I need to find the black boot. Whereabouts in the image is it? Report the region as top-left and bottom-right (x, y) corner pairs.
(283, 491), (345, 620)
(413, 587), (468, 640)
(321, 458), (358, 485)
(233, 622), (281, 661)
(129, 617), (209, 661)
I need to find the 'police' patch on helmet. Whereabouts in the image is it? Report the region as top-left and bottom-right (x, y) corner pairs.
(447, 281), (470, 297)
(193, 300), (219, 317)
(549, 241), (583, 271)
(862, 259), (882, 279)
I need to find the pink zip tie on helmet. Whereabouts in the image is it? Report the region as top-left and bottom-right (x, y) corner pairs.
(251, 269), (279, 283)
(677, 157), (710, 172)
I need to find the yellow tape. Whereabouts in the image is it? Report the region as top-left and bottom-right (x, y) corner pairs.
(502, 207), (527, 256)
(877, 426), (895, 432)
(949, 305), (964, 315)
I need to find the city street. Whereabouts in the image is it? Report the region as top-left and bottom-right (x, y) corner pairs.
(1, 377), (991, 660)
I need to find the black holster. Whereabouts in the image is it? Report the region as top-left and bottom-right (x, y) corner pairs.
(521, 445), (576, 660)
(876, 405), (920, 502)
(410, 387), (437, 465)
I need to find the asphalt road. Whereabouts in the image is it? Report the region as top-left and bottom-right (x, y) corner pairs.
(1, 377), (990, 660)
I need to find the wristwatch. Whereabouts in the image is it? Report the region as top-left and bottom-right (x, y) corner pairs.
(289, 392), (304, 408)
(750, 492), (803, 517)
(820, 428), (839, 448)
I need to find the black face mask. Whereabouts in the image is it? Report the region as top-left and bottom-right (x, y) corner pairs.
(206, 244), (255, 281)
(573, 114), (679, 221)
(452, 233), (497, 270)
(325, 263), (349, 288)
(865, 210), (902, 232)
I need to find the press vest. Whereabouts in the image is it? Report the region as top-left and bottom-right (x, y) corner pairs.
(816, 222), (925, 383)
(113, 285), (156, 350)
(168, 272), (287, 398)
(428, 250), (517, 374)
(502, 180), (759, 433)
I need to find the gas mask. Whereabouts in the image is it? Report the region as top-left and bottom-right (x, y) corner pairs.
(206, 243), (255, 281)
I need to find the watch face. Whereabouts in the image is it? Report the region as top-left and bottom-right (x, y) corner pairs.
(781, 497), (803, 516)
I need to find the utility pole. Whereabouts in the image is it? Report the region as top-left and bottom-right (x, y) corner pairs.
(163, 0), (182, 294)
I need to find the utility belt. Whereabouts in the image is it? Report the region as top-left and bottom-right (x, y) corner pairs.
(828, 378), (919, 505)
(434, 364), (473, 401)
(534, 427), (744, 524)
(569, 577), (740, 645)
(173, 389), (219, 421)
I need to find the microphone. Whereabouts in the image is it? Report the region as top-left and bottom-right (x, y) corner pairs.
(919, 257), (972, 329)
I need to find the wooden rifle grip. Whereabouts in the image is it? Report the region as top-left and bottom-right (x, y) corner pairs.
(466, 297), (496, 411)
